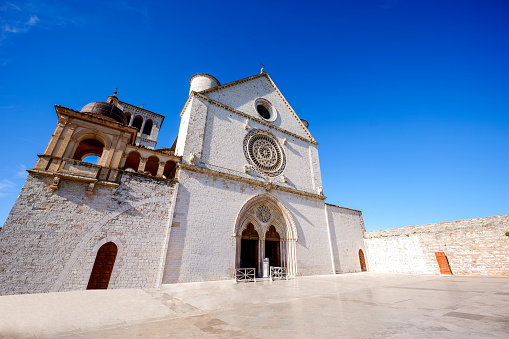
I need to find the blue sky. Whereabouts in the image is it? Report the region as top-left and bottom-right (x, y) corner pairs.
(0, 0), (507, 231)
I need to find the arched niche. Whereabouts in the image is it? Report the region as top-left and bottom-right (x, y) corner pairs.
(132, 115), (143, 131)
(124, 151), (141, 172)
(144, 155), (159, 176)
(142, 119), (153, 136)
(163, 160), (176, 179)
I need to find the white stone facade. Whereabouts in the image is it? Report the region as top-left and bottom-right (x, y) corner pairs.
(0, 71), (367, 295)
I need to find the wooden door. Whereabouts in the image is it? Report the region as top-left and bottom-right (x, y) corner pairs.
(265, 226), (281, 267)
(435, 252), (452, 275)
(241, 224), (259, 270)
(87, 242), (117, 289)
(359, 249), (367, 271)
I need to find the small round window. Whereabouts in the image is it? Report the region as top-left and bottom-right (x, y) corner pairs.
(254, 98), (277, 122)
(257, 105), (270, 119)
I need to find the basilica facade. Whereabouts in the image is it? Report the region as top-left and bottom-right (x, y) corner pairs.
(0, 71), (366, 295)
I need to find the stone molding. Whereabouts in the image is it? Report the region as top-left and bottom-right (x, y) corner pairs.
(178, 162), (326, 201)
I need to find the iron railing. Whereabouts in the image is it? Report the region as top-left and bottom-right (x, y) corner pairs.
(270, 266), (287, 281)
(235, 268), (256, 282)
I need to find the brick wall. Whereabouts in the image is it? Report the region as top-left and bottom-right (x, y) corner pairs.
(364, 215), (509, 276)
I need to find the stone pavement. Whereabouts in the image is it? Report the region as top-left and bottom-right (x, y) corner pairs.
(1, 273), (508, 338)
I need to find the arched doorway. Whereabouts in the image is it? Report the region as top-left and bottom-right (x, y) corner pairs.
(240, 223), (258, 270)
(87, 242), (117, 289)
(233, 193), (298, 277)
(359, 249), (367, 272)
(265, 225), (280, 267)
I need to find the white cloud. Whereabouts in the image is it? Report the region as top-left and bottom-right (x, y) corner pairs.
(16, 164), (26, 177)
(0, 3), (41, 42)
(27, 15), (39, 26)
(0, 2), (21, 11)
(0, 179), (15, 190)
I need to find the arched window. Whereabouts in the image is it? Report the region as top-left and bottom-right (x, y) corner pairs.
(124, 151), (141, 172)
(125, 112), (132, 125)
(359, 249), (367, 272)
(142, 119), (153, 136)
(132, 115), (143, 131)
(163, 160), (176, 179)
(144, 155), (159, 176)
(73, 138), (105, 162)
(87, 242), (117, 289)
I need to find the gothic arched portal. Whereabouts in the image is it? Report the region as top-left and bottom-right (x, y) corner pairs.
(234, 193), (297, 277)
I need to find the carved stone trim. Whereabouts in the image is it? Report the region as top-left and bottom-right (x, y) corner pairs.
(178, 163), (326, 201)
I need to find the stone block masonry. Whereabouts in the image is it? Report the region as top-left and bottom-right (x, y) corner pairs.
(364, 214), (509, 276)
(0, 172), (176, 295)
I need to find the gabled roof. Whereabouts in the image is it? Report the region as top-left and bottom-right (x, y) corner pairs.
(184, 72), (316, 143)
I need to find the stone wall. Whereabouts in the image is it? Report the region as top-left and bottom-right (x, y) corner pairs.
(326, 204), (366, 273)
(364, 215), (509, 276)
(0, 172), (176, 295)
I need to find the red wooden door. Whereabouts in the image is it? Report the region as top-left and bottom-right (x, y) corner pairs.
(87, 242), (117, 289)
(359, 249), (367, 271)
(435, 252), (452, 275)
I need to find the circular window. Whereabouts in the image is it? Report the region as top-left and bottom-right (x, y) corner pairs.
(254, 98), (277, 122)
(257, 105), (270, 119)
(243, 129), (286, 177)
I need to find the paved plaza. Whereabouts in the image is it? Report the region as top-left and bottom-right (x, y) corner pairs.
(1, 273), (508, 338)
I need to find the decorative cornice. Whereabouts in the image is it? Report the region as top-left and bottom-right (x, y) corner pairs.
(193, 92), (318, 145)
(199, 73), (266, 94)
(54, 105), (138, 136)
(126, 144), (181, 160)
(178, 163), (326, 201)
(27, 169), (119, 187)
(263, 73), (316, 143)
(118, 101), (165, 119)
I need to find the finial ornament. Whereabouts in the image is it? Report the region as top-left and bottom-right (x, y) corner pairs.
(114, 87), (118, 96)
(260, 63), (265, 73)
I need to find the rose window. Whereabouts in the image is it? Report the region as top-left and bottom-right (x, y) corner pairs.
(256, 204), (271, 223)
(243, 129), (286, 177)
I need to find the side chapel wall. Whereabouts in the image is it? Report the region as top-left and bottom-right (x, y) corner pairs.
(326, 204), (366, 273)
